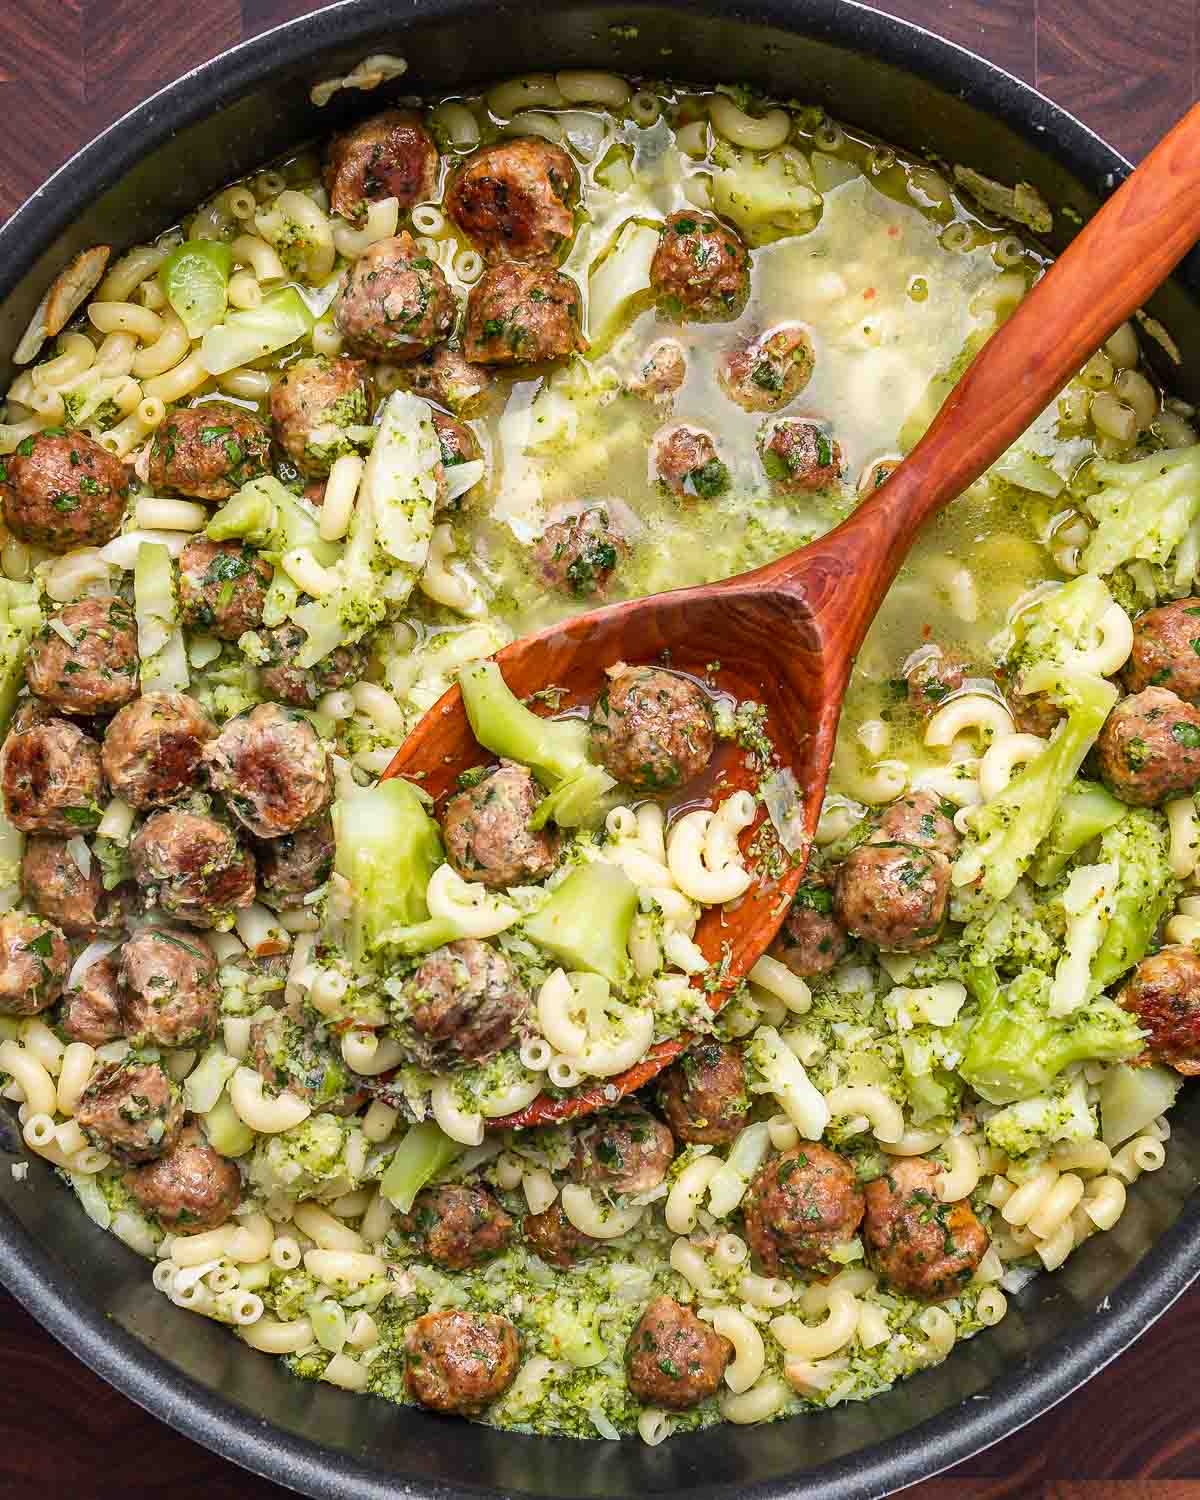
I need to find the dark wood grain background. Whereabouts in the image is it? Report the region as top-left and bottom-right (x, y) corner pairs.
(0, 0), (1197, 1495)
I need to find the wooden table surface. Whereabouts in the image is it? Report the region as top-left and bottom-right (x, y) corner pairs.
(0, 0), (1198, 1495)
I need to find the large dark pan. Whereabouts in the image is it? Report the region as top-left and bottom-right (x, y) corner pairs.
(0, 2), (1197, 1495)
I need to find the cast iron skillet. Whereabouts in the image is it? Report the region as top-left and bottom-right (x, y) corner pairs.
(0, 3), (1198, 1496)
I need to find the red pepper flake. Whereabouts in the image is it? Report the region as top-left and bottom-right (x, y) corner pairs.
(863, 287), (877, 301)
(887, 224), (901, 238)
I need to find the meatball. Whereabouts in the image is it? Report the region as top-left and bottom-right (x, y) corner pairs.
(430, 409), (483, 502)
(769, 872), (848, 979)
(719, 324), (815, 412)
(532, 505), (626, 597)
(203, 702), (332, 839)
(269, 355), (369, 475)
(123, 1123), (242, 1233)
(324, 109), (439, 223)
(464, 261), (585, 366)
(393, 343), (492, 415)
(523, 1201), (598, 1268)
(1, 715), (104, 833)
(1125, 599), (1200, 702)
(589, 666), (715, 793)
(119, 925), (219, 1049)
(406, 937), (529, 1067)
(333, 232), (457, 362)
(101, 691), (216, 809)
(1008, 688), (1064, 740)
(871, 789), (960, 859)
(650, 211), (750, 323)
(1118, 944), (1200, 1073)
(863, 1156), (989, 1301)
(1096, 686), (1200, 805)
(446, 138), (577, 262)
(179, 539), (272, 640)
(25, 596), (138, 716)
(651, 423), (729, 501)
(399, 1184), (514, 1269)
(248, 1012), (355, 1110)
(760, 419), (843, 493)
(625, 1296), (732, 1410)
(75, 1059), (184, 1166)
(257, 624), (365, 709)
(442, 761), (559, 888)
(59, 954), (124, 1045)
(404, 1309), (520, 1415)
(256, 813), (335, 908)
(130, 811), (257, 928)
(0, 430), (128, 550)
(21, 835), (118, 937)
(835, 843), (950, 952)
(905, 647), (968, 715)
(629, 339), (686, 401)
(657, 1040), (749, 1145)
(0, 912), (69, 1016)
(743, 1143), (865, 1275)
(571, 1106), (675, 1195)
(147, 403), (271, 501)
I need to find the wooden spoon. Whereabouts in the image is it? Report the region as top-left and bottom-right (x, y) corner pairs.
(383, 103), (1200, 1129)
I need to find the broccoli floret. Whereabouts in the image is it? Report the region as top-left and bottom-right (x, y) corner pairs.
(898, 1024), (966, 1128)
(1003, 574), (1121, 684)
(247, 1113), (365, 1207)
(985, 1072), (1095, 1158)
(333, 777), (443, 963)
(1092, 809), (1179, 986)
(1080, 445), (1200, 578)
(710, 141), (823, 245)
(1029, 779), (1126, 886)
(523, 862), (638, 987)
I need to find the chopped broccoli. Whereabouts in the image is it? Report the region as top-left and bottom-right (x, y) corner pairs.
(1029, 779), (1126, 886)
(985, 1072), (1095, 1158)
(710, 142), (823, 246)
(333, 777), (443, 963)
(247, 1113), (365, 1206)
(1004, 574), (1120, 685)
(380, 1120), (464, 1212)
(523, 862), (638, 987)
(1049, 861), (1119, 1017)
(1092, 809), (1179, 987)
(1080, 445), (1200, 578)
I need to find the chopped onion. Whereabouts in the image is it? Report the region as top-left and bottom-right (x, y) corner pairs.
(68, 938), (119, 992)
(48, 618), (79, 648)
(761, 768), (806, 854)
(1000, 1264), (1040, 1294)
(65, 836), (91, 879)
(99, 530), (190, 569)
(443, 459), (484, 502)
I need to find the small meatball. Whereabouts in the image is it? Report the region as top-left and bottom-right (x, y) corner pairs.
(657, 1040), (749, 1145)
(399, 1184), (513, 1269)
(834, 843), (950, 952)
(101, 692), (216, 809)
(324, 109), (439, 223)
(1124, 599), (1200, 702)
(124, 1123), (241, 1233)
(119, 925), (219, 1049)
(905, 647), (967, 715)
(760, 418), (843, 493)
(1096, 686), (1200, 805)
(743, 1143), (865, 1275)
(523, 1201), (598, 1268)
(0, 431), (129, 550)
(21, 835), (119, 937)
(1118, 944), (1200, 1074)
(405, 1309), (519, 1415)
(650, 211), (751, 323)
(1008, 688), (1064, 740)
(406, 937), (529, 1067)
(130, 811), (257, 928)
(571, 1105), (675, 1195)
(147, 403), (272, 501)
(769, 872), (848, 979)
(446, 138), (577, 262)
(204, 703), (332, 839)
(269, 355), (369, 475)
(59, 954), (124, 1045)
(75, 1059), (184, 1166)
(629, 339), (686, 401)
(25, 596), (138, 716)
(257, 624), (365, 709)
(464, 262), (585, 366)
(256, 814), (335, 909)
(0, 912), (69, 1016)
(442, 761), (559, 888)
(532, 505), (626, 597)
(625, 1296), (732, 1410)
(719, 324), (815, 412)
(333, 232), (457, 362)
(179, 539), (273, 640)
(430, 408), (484, 502)
(589, 666), (715, 793)
(651, 423), (729, 501)
(870, 789), (960, 859)
(393, 343), (492, 415)
(863, 1156), (988, 1301)
(248, 1012), (355, 1111)
(1, 715), (104, 833)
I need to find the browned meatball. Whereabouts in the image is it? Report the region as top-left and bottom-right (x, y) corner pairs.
(203, 702), (332, 839)
(1, 715), (104, 833)
(123, 1123), (242, 1233)
(75, 1059), (184, 1166)
(657, 1040), (749, 1145)
(834, 843), (950, 952)
(256, 814), (334, 908)
(324, 109), (439, 223)
(393, 343), (492, 415)
(101, 691), (216, 809)
(21, 835), (120, 937)
(442, 761), (558, 888)
(257, 624), (365, 709)
(399, 1184), (513, 1269)
(532, 505), (626, 597)
(464, 262), (585, 366)
(406, 937), (529, 1067)
(760, 418), (843, 492)
(589, 666), (715, 793)
(269, 355), (370, 475)
(446, 139), (577, 262)
(0, 431), (129, 550)
(179, 539), (272, 640)
(1123, 599), (1200, 702)
(130, 811), (257, 928)
(0, 912), (68, 1016)
(405, 1309), (520, 1414)
(147, 403), (272, 501)
(248, 1012), (356, 1110)
(863, 1156), (988, 1301)
(59, 954), (124, 1045)
(625, 1296), (732, 1410)
(629, 339), (686, 401)
(743, 1143), (865, 1275)
(906, 647), (968, 715)
(769, 872), (848, 979)
(650, 211), (751, 323)
(719, 324), (815, 412)
(523, 1201), (598, 1268)
(25, 596), (138, 716)
(651, 423), (729, 501)
(871, 789), (960, 859)
(119, 926), (219, 1049)
(1118, 944), (1200, 1074)
(334, 232), (457, 362)
(1096, 686), (1200, 805)
(571, 1106), (675, 1195)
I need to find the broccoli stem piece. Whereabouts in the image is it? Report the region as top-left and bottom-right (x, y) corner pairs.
(333, 778), (443, 963)
(381, 1121), (464, 1212)
(200, 1089), (256, 1157)
(1029, 779), (1127, 887)
(523, 862), (637, 987)
(0, 580), (40, 734)
(207, 476), (340, 565)
(1092, 810), (1179, 987)
(382, 915), (467, 957)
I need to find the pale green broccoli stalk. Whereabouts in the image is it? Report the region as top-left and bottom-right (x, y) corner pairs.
(207, 476), (339, 564)
(1099, 1062), (1181, 1146)
(200, 1090), (256, 1158)
(1092, 809), (1179, 986)
(333, 778), (443, 963)
(1029, 779), (1126, 886)
(381, 1120), (464, 1212)
(1080, 445), (1200, 578)
(1048, 861), (1119, 1017)
(134, 540), (189, 692)
(523, 862), (638, 986)
(0, 579), (39, 733)
(200, 285), (314, 376)
(984, 1072), (1095, 1158)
